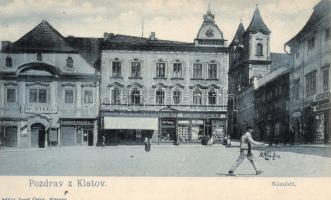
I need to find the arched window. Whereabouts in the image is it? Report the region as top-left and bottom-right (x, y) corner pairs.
(131, 87), (140, 105)
(173, 88), (181, 105)
(111, 86), (121, 105)
(5, 56), (12, 67)
(208, 88), (217, 105)
(156, 88), (165, 105)
(66, 57), (73, 68)
(37, 52), (42, 61)
(193, 88), (202, 105)
(256, 43), (263, 56)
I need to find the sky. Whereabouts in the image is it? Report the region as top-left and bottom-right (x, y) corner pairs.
(0, 0), (321, 53)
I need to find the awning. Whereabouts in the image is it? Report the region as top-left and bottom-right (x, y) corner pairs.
(103, 117), (158, 130)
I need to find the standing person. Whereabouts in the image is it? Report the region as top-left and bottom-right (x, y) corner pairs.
(148, 137), (152, 151)
(144, 136), (149, 152)
(101, 135), (106, 147)
(228, 126), (266, 176)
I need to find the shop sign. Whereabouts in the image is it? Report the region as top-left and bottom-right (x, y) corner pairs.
(316, 103), (331, 111)
(178, 120), (190, 125)
(162, 120), (175, 125)
(24, 106), (57, 114)
(61, 120), (95, 126)
(0, 120), (19, 126)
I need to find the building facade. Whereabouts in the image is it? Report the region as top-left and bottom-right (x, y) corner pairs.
(100, 8), (229, 144)
(285, 0), (331, 144)
(0, 21), (101, 148)
(228, 6), (291, 142)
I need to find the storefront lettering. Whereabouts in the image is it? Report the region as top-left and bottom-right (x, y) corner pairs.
(61, 120), (94, 126)
(24, 106), (58, 114)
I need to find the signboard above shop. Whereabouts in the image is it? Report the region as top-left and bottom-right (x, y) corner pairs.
(24, 106), (57, 114)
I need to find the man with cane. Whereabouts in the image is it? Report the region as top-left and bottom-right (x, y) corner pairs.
(228, 126), (266, 176)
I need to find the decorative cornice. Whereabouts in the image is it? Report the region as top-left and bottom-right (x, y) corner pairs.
(127, 82), (144, 88)
(4, 82), (18, 86)
(152, 82), (168, 89)
(26, 81), (50, 87)
(108, 82), (125, 88)
(169, 83), (185, 89)
(61, 83), (76, 87)
(189, 84), (209, 89)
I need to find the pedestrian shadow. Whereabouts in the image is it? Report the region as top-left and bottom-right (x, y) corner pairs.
(216, 173), (256, 177)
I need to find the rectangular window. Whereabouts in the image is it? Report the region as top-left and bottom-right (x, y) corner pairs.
(173, 63), (182, 78)
(84, 90), (93, 104)
(156, 90), (165, 105)
(307, 36), (315, 50)
(193, 63), (202, 79)
(173, 90), (181, 105)
(208, 64), (217, 79)
(112, 62), (121, 77)
(65, 90), (74, 103)
(294, 79), (300, 99)
(306, 72), (316, 96)
(29, 89), (38, 103)
(29, 88), (47, 103)
(325, 27), (330, 41)
(156, 63), (166, 78)
(323, 69), (329, 91)
(131, 62), (141, 78)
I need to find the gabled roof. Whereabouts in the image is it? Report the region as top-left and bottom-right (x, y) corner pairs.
(286, 0), (331, 45)
(230, 22), (245, 46)
(245, 7), (271, 35)
(12, 20), (75, 52)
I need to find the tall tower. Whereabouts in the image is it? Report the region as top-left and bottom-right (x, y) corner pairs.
(243, 5), (271, 84)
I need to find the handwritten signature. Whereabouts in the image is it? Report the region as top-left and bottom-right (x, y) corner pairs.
(258, 151), (281, 160)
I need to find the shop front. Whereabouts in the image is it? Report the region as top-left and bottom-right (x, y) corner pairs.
(60, 119), (97, 146)
(0, 119), (19, 148)
(313, 91), (331, 144)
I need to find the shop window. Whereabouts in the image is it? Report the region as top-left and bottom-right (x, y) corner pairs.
(112, 61), (121, 77)
(156, 88), (165, 105)
(193, 63), (202, 79)
(5, 56), (12, 67)
(29, 88), (47, 103)
(131, 87), (140, 105)
(208, 63), (217, 79)
(6, 88), (16, 103)
(0, 126), (18, 147)
(208, 88), (217, 105)
(156, 62), (166, 78)
(66, 57), (73, 68)
(84, 89), (93, 104)
(256, 43), (263, 56)
(173, 63), (182, 78)
(111, 86), (121, 105)
(173, 88), (181, 105)
(193, 88), (202, 105)
(64, 89), (74, 103)
(131, 62), (141, 78)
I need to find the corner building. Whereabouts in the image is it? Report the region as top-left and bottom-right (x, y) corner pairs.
(100, 8), (229, 144)
(0, 21), (100, 148)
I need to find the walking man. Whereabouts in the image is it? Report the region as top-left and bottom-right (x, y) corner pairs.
(228, 126), (265, 176)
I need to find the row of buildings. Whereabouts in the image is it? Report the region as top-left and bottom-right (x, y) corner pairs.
(0, 1), (330, 148)
(228, 0), (331, 144)
(0, 6), (229, 148)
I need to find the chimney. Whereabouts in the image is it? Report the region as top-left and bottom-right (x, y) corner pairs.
(1, 41), (12, 52)
(104, 32), (115, 41)
(149, 32), (156, 40)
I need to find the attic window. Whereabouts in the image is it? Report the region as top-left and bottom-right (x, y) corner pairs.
(5, 56), (12, 67)
(37, 53), (42, 61)
(256, 43), (263, 56)
(66, 57), (73, 68)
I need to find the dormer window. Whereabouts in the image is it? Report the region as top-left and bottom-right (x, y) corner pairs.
(5, 56), (12, 67)
(37, 53), (42, 61)
(66, 57), (73, 68)
(256, 43), (263, 56)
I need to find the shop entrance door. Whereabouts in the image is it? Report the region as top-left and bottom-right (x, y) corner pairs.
(83, 129), (93, 146)
(31, 123), (46, 148)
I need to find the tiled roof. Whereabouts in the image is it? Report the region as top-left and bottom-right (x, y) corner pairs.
(66, 36), (103, 68)
(245, 7), (271, 35)
(103, 34), (228, 53)
(230, 22), (245, 46)
(12, 20), (75, 53)
(286, 0), (331, 44)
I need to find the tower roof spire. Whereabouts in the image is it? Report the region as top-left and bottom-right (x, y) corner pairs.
(245, 6), (271, 34)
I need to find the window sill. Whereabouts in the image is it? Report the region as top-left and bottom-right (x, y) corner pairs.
(111, 76), (123, 79)
(170, 78), (184, 80)
(255, 55), (264, 57)
(206, 78), (219, 81)
(191, 78), (204, 81)
(129, 77), (142, 80)
(154, 77), (167, 80)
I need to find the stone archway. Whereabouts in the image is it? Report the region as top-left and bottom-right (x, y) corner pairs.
(31, 123), (46, 148)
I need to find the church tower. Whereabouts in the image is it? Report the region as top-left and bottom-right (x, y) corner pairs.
(194, 3), (226, 47)
(243, 5), (271, 82)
